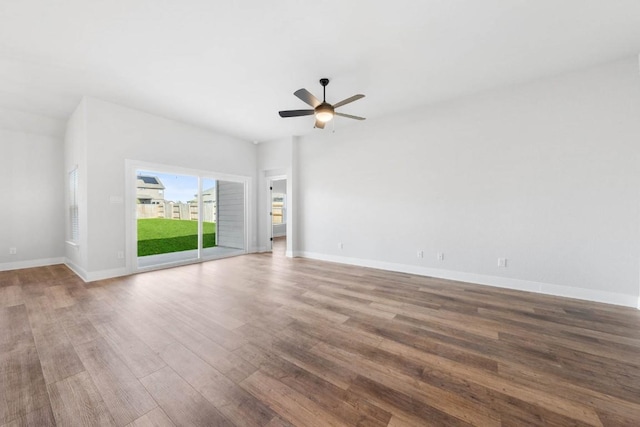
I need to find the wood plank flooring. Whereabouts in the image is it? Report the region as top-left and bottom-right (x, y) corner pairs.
(1, 239), (640, 426)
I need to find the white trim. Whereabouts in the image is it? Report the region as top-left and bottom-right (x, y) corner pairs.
(64, 259), (88, 281)
(68, 167), (79, 243)
(244, 177), (252, 257)
(65, 260), (128, 283)
(300, 252), (639, 309)
(267, 175), (287, 253)
(0, 257), (65, 272)
(86, 267), (129, 282)
(126, 159), (251, 184)
(125, 160), (137, 275)
(137, 250), (246, 274)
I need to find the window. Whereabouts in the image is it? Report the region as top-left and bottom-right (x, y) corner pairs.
(69, 167), (79, 242)
(272, 193), (286, 225)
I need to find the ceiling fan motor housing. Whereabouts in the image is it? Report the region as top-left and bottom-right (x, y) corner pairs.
(315, 102), (334, 122)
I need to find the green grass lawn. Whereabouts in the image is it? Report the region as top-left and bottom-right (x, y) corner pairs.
(137, 219), (216, 257)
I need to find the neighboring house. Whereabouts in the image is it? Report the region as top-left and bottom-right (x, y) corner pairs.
(136, 175), (165, 204)
(202, 186), (216, 204)
(191, 186), (217, 222)
(189, 186), (216, 204)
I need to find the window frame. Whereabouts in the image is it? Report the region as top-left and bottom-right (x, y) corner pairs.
(68, 167), (79, 243)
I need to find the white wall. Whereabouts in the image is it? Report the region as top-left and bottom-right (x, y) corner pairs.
(0, 108), (65, 137)
(257, 137), (294, 252)
(64, 99), (88, 276)
(297, 57), (640, 307)
(0, 112), (65, 270)
(258, 138), (292, 173)
(70, 97), (256, 280)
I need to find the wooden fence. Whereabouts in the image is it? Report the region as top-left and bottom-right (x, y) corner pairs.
(137, 202), (216, 222)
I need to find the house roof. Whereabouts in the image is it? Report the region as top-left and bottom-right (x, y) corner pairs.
(136, 176), (165, 190)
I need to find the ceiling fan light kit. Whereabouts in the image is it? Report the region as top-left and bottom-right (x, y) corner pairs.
(279, 78), (365, 129)
(315, 103), (334, 122)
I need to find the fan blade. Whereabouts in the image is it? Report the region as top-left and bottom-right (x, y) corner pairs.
(333, 94), (365, 109)
(294, 89), (321, 107)
(279, 109), (314, 118)
(314, 119), (325, 129)
(336, 112), (366, 121)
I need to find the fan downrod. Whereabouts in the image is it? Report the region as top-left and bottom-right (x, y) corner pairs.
(319, 78), (330, 102)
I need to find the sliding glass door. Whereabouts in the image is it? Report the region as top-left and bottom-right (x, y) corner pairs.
(200, 177), (218, 258)
(216, 181), (246, 250)
(131, 164), (247, 271)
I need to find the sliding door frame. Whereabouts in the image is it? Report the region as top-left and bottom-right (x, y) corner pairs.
(124, 159), (250, 274)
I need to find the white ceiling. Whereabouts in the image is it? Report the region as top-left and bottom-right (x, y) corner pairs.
(2, 0), (640, 141)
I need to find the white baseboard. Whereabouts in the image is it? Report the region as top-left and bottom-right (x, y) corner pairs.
(0, 257), (65, 272)
(64, 260), (128, 283)
(64, 259), (88, 281)
(85, 267), (128, 282)
(300, 251), (639, 309)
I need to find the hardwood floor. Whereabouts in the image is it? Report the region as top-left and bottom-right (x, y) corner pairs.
(1, 239), (640, 426)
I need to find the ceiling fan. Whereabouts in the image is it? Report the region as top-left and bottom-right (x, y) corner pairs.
(278, 78), (365, 129)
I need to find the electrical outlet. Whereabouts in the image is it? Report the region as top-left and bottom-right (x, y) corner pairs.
(417, 250), (424, 258)
(9, 247), (17, 255)
(498, 258), (507, 267)
(117, 251), (124, 259)
(437, 252), (444, 261)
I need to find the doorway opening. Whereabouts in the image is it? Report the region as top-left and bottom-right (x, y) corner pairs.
(270, 178), (287, 255)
